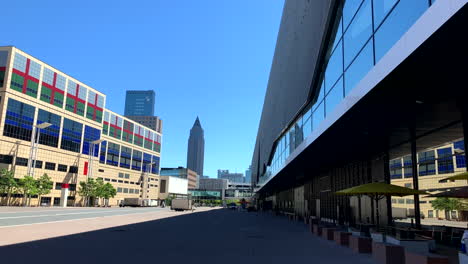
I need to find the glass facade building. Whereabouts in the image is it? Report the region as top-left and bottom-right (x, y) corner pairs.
(259, 0), (439, 185)
(124, 90), (155, 116)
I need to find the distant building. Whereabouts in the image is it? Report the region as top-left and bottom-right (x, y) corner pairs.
(161, 167), (199, 189)
(245, 166), (252, 184)
(190, 178), (229, 201)
(187, 117), (205, 177)
(159, 176), (188, 200)
(217, 169), (244, 183)
(225, 182), (253, 199)
(124, 90), (155, 116)
(126, 115), (162, 133)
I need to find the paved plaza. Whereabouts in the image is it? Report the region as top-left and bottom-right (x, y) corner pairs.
(0, 207), (376, 264)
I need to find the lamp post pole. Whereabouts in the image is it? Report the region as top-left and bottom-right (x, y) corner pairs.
(27, 122), (52, 178)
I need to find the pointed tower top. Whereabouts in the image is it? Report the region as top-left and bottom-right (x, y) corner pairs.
(193, 116), (201, 128)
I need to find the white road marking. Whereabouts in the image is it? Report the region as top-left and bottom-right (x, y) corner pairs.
(0, 208), (159, 220)
(0, 210), (164, 229)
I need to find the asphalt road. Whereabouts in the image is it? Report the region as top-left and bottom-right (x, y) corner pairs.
(0, 207), (166, 227)
(0, 209), (377, 264)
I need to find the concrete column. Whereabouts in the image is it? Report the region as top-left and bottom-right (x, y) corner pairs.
(60, 183), (69, 208)
(410, 128), (421, 229)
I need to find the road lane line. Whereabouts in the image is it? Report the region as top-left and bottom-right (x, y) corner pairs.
(0, 210), (166, 228)
(0, 209), (149, 220)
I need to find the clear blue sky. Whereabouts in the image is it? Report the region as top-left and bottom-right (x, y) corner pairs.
(1, 0), (284, 178)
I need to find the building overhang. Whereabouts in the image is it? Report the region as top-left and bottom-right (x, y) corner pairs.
(256, 1), (468, 195)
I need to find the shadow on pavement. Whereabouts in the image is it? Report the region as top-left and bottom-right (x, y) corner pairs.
(0, 209), (377, 264)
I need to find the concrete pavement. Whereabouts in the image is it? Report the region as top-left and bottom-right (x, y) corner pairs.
(0, 208), (377, 264)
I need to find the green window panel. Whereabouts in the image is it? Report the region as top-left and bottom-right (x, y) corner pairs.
(144, 140), (152, 150)
(10, 73), (24, 92)
(95, 109), (103, 123)
(26, 80), (38, 98)
(86, 105), (94, 120)
(0, 70), (5, 87)
(65, 97), (75, 113)
(77, 102), (85, 116)
(116, 128), (122, 139)
(40, 86), (52, 103)
(109, 126), (115, 137)
(155, 144), (161, 153)
(53, 92), (64, 108)
(102, 124), (109, 135)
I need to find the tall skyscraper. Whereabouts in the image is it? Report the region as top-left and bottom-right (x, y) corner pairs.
(245, 166), (252, 184)
(187, 117), (205, 177)
(124, 90), (155, 116)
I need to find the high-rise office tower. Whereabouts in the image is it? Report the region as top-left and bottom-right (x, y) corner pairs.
(124, 90), (155, 116)
(187, 117), (205, 177)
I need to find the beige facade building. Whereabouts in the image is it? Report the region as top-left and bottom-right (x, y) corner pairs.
(390, 140), (467, 219)
(0, 46), (162, 206)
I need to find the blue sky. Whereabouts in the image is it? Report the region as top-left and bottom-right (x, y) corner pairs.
(1, 0), (284, 178)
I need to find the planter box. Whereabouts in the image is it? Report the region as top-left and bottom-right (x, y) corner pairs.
(405, 250), (449, 264)
(349, 235), (373, 254)
(334, 231), (352, 246)
(322, 227), (337, 240)
(372, 242), (405, 264)
(313, 224), (322, 236)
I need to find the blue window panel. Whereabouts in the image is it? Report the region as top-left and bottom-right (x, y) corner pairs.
(454, 140), (465, 150)
(152, 156), (160, 174)
(456, 155), (466, 168)
(37, 109), (61, 148)
(82, 126), (101, 157)
(119, 146), (132, 169)
(312, 102), (325, 132)
(131, 150), (142, 171)
(331, 16), (343, 51)
(325, 40), (343, 93)
(373, 0), (399, 29)
(61, 118), (83, 153)
(404, 169), (413, 178)
(345, 39), (373, 95)
(317, 80), (325, 104)
(343, 0), (364, 29)
(374, 0), (428, 62)
(3, 98), (35, 141)
(343, 0), (372, 68)
(142, 153), (152, 172)
(325, 77), (344, 117)
(437, 147), (454, 174)
(99, 141), (107, 164)
(303, 116), (312, 139)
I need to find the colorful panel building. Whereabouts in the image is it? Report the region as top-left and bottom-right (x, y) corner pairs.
(0, 46), (162, 206)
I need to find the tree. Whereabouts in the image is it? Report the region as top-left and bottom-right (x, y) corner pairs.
(101, 183), (117, 206)
(94, 178), (105, 206)
(36, 174), (53, 206)
(78, 178), (97, 207)
(431, 197), (464, 220)
(0, 169), (18, 206)
(18, 176), (38, 206)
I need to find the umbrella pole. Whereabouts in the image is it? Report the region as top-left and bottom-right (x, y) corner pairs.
(375, 196), (380, 230)
(358, 195), (362, 223)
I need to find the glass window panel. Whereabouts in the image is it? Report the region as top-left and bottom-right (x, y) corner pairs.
(325, 78), (344, 116)
(67, 80), (77, 95)
(374, 0), (428, 62)
(78, 86), (87, 101)
(88, 90), (96, 104)
(3, 98), (35, 141)
(325, 40), (343, 93)
(29, 60), (41, 79)
(55, 74), (66, 91)
(303, 116), (312, 139)
(60, 118), (83, 153)
(312, 102), (325, 131)
(317, 79), (325, 104)
(344, 39), (373, 95)
(37, 109), (61, 148)
(373, 0), (399, 28)
(343, 0), (372, 68)
(343, 0), (364, 29)
(42, 68), (54, 85)
(13, 53), (27, 72)
(331, 17), (343, 51)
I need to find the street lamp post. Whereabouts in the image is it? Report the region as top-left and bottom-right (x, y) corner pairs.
(27, 122), (52, 178)
(87, 139), (104, 181)
(142, 161), (156, 200)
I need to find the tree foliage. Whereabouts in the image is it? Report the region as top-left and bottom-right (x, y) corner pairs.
(0, 169), (18, 206)
(431, 197), (464, 211)
(78, 178), (117, 206)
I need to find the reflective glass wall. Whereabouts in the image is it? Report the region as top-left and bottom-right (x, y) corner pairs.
(259, 0), (434, 185)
